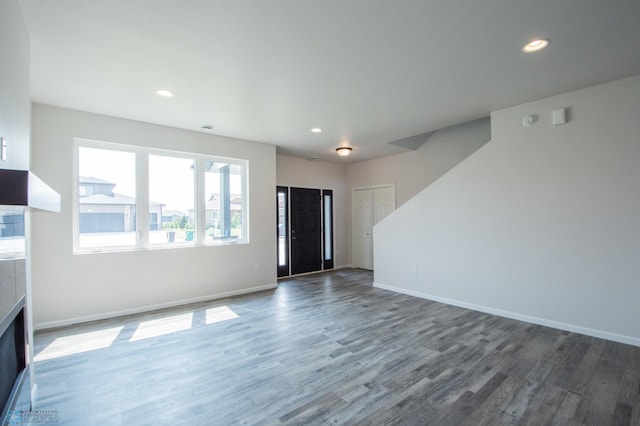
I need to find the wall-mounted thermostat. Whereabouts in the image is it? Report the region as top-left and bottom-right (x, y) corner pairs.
(553, 108), (567, 125)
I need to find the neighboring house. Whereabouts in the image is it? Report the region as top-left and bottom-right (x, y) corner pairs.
(79, 177), (164, 232)
(188, 193), (242, 228)
(0, 212), (24, 238)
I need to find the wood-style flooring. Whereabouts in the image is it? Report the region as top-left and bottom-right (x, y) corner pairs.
(32, 269), (640, 425)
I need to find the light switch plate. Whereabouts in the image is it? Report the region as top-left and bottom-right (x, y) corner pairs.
(1, 137), (7, 161)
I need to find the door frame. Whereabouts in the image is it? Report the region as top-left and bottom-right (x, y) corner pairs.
(277, 185), (335, 277)
(276, 186), (289, 277)
(351, 184), (396, 270)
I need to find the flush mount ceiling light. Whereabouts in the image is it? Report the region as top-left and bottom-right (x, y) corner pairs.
(310, 128), (322, 133)
(155, 89), (174, 97)
(336, 146), (352, 157)
(522, 38), (550, 53)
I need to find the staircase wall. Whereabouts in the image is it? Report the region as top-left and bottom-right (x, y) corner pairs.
(373, 75), (640, 345)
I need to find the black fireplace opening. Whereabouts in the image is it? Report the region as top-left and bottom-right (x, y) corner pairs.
(0, 296), (27, 421)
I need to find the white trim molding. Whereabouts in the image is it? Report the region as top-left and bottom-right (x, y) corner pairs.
(373, 282), (640, 348)
(35, 283), (278, 330)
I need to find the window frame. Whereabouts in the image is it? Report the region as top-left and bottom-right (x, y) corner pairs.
(73, 138), (249, 254)
(276, 186), (289, 277)
(322, 189), (334, 270)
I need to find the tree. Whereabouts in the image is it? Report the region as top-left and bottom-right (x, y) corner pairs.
(231, 212), (241, 230)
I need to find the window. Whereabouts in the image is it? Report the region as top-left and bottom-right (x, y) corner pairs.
(79, 185), (93, 197)
(276, 186), (288, 277)
(323, 189), (333, 269)
(204, 161), (244, 243)
(74, 140), (248, 253)
(0, 208), (25, 259)
(77, 147), (136, 250)
(148, 155), (195, 245)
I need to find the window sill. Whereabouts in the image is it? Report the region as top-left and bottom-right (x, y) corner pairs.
(73, 240), (248, 255)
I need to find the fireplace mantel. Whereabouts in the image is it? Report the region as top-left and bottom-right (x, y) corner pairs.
(0, 169), (60, 212)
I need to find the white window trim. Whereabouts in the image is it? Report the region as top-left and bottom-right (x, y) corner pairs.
(73, 138), (249, 254)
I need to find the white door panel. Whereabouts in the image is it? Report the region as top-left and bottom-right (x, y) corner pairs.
(352, 185), (395, 270)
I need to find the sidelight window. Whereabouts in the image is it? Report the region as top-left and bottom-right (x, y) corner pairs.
(276, 186), (289, 277)
(323, 190), (334, 269)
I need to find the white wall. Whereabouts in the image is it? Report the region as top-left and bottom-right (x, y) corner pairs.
(374, 75), (640, 346)
(0, 0), (30, 316)
(31, 104), (277, 327)
(1, 0), (42, 406)
(276, 154), (349, 267)
(347, 118), (490, 207)
(0, 0), (30, 171)
(346, 118), (490, 270)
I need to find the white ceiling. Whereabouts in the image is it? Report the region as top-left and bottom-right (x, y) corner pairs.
(20, 0), (640, 162)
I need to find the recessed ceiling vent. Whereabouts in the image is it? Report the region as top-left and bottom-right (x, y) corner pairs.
(387, 131), (436, 151)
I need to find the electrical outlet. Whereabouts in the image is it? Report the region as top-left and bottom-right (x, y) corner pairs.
(254, 263), (260, 271)
(410, 266), (417, 275)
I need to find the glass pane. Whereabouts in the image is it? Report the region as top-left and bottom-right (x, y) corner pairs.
(204, 162), (244, 243)
(278, 192), (286, 266)
(324, 194), (332, 260)
(0, 208), (25, 259)
(78, 147), (136, 249)
(148, 155), (195, 245)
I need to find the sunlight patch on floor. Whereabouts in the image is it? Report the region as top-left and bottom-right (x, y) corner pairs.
(130, 312), (193, 342)
(205, 305), (239, 325)
(34, 326), (123, 362)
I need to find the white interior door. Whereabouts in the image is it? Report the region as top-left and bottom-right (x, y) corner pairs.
(352, 185), (395, 270)
(353, 188), (374, 270)
(373, 186), (395, 224)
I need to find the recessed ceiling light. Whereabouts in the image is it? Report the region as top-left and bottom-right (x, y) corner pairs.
(156, 89), (174, 97)
(310, 128), (322, 133)
(522, 38), (550, 53)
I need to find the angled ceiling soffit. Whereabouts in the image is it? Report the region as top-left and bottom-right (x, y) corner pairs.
(387, 131), (436, 151)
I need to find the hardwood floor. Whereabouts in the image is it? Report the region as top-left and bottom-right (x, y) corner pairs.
(32, 269), (640, 425)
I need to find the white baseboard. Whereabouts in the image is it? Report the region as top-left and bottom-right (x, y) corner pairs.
(35, 283), (278, 330)
(335, 264), (354, 269)
(373, 282), (640, 348)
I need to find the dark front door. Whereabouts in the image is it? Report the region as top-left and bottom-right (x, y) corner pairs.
(290, 188), (322, 275)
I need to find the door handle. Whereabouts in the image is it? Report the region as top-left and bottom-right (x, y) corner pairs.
(292, 236), (297, 239)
